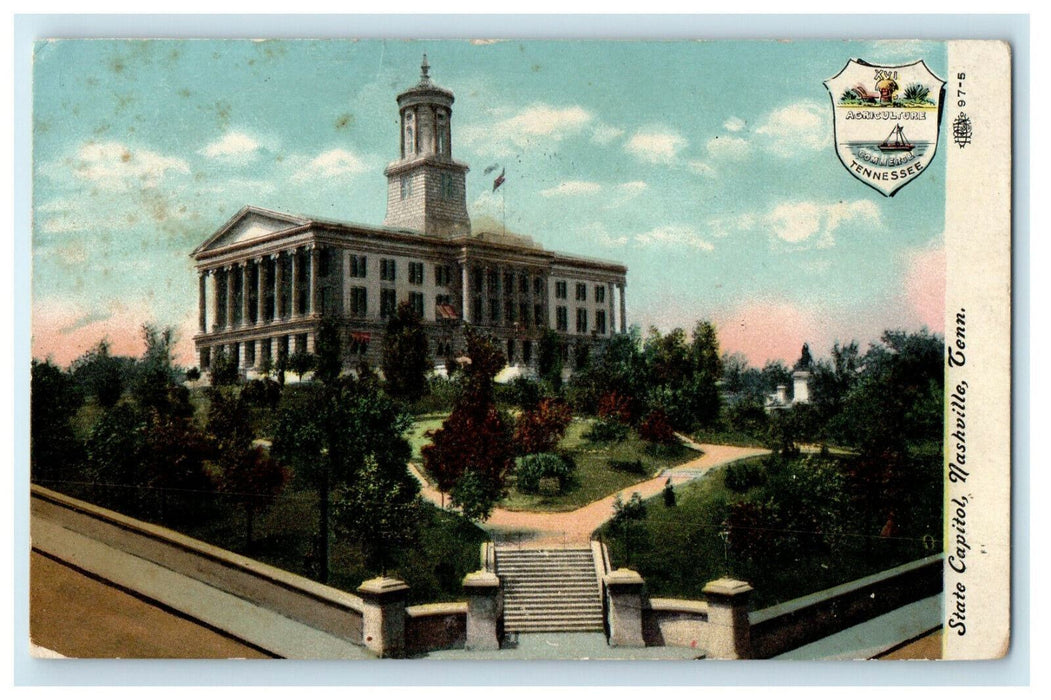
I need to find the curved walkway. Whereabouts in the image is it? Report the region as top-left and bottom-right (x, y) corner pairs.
(410, 442), (770, 547)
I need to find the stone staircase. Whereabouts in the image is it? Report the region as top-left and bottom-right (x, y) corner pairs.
(495, 546), (605, 633)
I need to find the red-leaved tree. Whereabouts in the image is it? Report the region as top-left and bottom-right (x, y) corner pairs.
(513, 397), (573, 456)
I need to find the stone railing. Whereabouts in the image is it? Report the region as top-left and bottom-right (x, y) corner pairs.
(610, 554), (943, 659)
(30, 485), (492, 658)
(748, 554), (944, 659)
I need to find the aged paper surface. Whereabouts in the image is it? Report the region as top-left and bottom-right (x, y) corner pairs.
(27, 37), (1012, 662)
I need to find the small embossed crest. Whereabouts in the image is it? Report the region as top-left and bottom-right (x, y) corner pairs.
(825, 59), (946, 196)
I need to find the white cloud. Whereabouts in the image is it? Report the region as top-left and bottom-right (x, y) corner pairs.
(687, 160), (716, 177)
(461, 103), (593, 156)
(539, 180), (602, 197)
(201, 131), (263, 159)
(706, 135), (750, 161)
(723, 116), (746, 132)
(765, 199), (880, 247)
(66, 141), (190, 191)
(591, 123), (624, 145)
(292, 148), (368, 181)
(615, 181), (647, 197)
(582, 222), (628, 248)
(635, 224), (714, 252)
(754, 101), (829, 157)
(624, 128), (686, 164)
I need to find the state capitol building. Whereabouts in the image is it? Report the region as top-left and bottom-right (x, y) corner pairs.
(192, 58), (628, 375)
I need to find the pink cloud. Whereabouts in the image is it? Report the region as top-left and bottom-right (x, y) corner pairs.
(902, 244), (945, 334)
(32, 300), (198, 368)
(715, 300), (820, 367)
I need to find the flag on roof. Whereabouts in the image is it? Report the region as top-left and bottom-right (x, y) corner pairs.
(436, 303), (459, 320)
(493, 168), (506, 192)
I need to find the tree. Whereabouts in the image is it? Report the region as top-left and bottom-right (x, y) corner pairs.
(382, 301), (432, 403)
(132, 324), (179, 413)
(286, 349), (317, 382)
(222, 445), (290, 549)
(84, 402), (148, 512)
(609, 492), (648, 567)
(513, 397), (572, 455)
(70, 340), (125, 408)
(537, 329), (564, 389)
(30, 359), (85, 485)
(423, 327), (514, 521)
(209, 348), (241, 387)
(313, 318), (344, 386)
(272, 375), (414, 583)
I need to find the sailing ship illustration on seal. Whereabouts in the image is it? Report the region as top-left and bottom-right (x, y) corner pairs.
(879, 124), (914, 153)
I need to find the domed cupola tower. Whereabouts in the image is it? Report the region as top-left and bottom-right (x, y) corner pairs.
(383, 55), (471, 237)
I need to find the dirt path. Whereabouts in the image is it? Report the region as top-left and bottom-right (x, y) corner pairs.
(409, 442), (770, 547)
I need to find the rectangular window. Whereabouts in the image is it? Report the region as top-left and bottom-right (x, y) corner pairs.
(534, 277), (543, 296)
(473, 269), (484, 294)
(576, 308), (588, 334)
(436, 293), (452, 307)
(409, 291), (425, 317)
(595, 285), (606, 304)
(440, 173), (454, 200)
(350, 254), (367, 278)
(504, 272), (514, 295)
(504, 299), (514, 324)
(409, 261), (424, 285)
(519, 302), (529, 326)
(381, 288), (397, 319)
(435, 264), (452, 287)
(350, 337), (370, 356)
(473, 298), (483, 323)
(556, 306), (568, 332)
(319, 248), (331, 277)
(490, 298), (500, 324)
(596, 309), (607, 335)
(576, 283), (587, 302)
(381, 258), (397, 282)
(519, 275), (529, 294)
(351, 286), (367, 317)
(400, 175), (412, 200)
(535, 304), (544, 328)
(487, 270), (499, 294)
(555, 281), (567, 299)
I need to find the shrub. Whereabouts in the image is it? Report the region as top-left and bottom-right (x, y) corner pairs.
(724, 460), (767, 493)
(597, 391), (633, 424)
(515, 453), (575, 494)
(513, 397), (572, 455)
(638, 409), (677, 445)
(584, 418), (629, 444)
(607, 458), (646, 475)
(241, 378), (282, 409)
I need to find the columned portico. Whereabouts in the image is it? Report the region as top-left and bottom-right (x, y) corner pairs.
(224, 266), (235, 331)
(273, 252), (285, 320)
(290, 248), (301, 319)
(309, 245), (320, 317)
(210, 269), (221, 332)
(255, 257), (266, 325)
(198, 271), (207, 333)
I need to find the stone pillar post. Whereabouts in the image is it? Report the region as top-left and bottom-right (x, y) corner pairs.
(461, 263), (470, 323)
(290, 248), (300, 318)
(356, 577), (410, 658)
(256, 257), (266, 325)
(224, 266), (235, 330)
(309, 245), (320, 317)
(463, 571), (501, 651)
(198, 271), (208, 333)
(702, 578), (753, 660)
(211, 269), (221, 332)
(273, 253), (285, 320)
(604, 568), (645, 647)
(256, 338), (267, 371)
(240, 262), (251, 327)
(618, 283), (627, 334)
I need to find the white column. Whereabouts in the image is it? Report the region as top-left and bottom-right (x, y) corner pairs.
(461, 263), (470, 323)
(309, 245), (320, 317)
(618, 283), (627, 334)
(273, 253), (285, 320)
(210, 269), (221, 332)
(256, 257), (266, 325)
(224, 266), (235, 330)
(608, 282), (615, 336)
(240, 262), (250, 327)
(290, 248), (300, 318)
(198, 271), (207, 333)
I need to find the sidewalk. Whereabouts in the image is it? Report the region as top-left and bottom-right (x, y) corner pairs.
(409, 442), (770, 546)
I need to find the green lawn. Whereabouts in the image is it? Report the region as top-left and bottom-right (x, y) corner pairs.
(406, 413), (450, 464)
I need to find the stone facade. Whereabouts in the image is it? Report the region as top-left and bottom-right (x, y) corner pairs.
(192, 58), (628, 376)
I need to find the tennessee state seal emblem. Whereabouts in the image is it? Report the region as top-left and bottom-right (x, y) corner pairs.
(824, 59), (946, 196)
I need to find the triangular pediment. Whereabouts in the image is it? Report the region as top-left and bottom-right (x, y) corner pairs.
(194, 206), (311, 256)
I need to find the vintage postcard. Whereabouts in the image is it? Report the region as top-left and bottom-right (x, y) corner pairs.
(27, 37), (1011, 663)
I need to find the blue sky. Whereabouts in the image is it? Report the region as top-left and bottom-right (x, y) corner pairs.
(32, 39), (947, 367)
